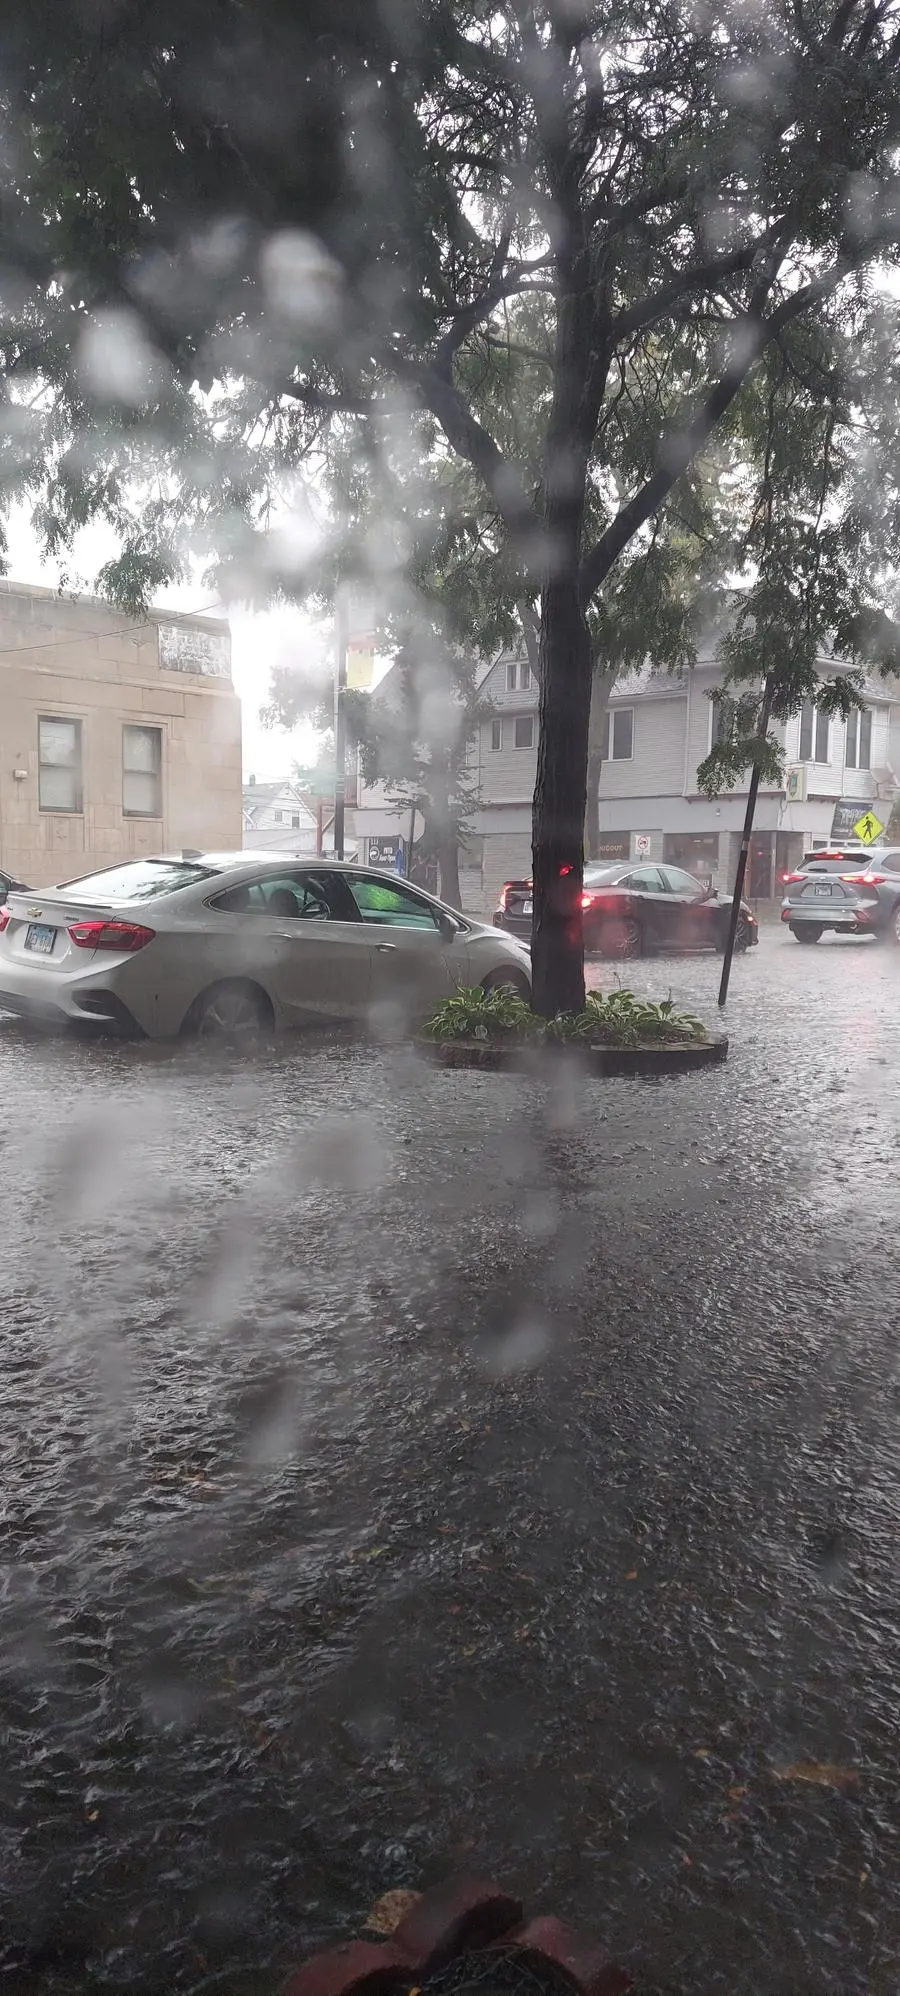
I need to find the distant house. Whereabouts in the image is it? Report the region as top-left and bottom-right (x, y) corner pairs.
(242, 777), (359, 858)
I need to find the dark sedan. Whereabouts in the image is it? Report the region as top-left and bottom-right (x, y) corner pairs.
(494, 862), (759, 957)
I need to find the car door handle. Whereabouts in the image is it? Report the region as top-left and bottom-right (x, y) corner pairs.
(375, 942), (397, 952)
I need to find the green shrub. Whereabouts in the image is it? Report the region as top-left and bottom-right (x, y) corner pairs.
(421, 984), (540, 1041)
(424, 986), (707, 1047)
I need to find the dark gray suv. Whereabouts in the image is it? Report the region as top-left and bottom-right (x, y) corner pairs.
(780, 848), (900, 943)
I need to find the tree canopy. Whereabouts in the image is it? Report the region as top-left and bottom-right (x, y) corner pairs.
(4, 3), (900, 1004)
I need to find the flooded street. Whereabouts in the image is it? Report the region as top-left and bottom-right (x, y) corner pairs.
(2, 929), (900, 1993)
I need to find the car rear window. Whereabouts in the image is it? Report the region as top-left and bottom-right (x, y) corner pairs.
(51, 859), (217, 902)
(799, 856), (868, 874)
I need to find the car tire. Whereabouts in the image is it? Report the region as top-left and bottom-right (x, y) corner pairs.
(482, 968), (531, 1001)
(187, 980), (274, 1045)
(790, 925), (823, 944)
(715, 918), (751, 955)
(598, 917), (642, 959)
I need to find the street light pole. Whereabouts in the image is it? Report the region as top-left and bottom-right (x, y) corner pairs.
(333, 594), (347, 861)
(718, 677), (774, 1008)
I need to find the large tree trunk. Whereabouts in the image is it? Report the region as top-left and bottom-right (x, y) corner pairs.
(531, 575), (593, 1016)
(584, 666), (616, 858)
(437, 837), (461, 909)
(427, 771), (462, 908)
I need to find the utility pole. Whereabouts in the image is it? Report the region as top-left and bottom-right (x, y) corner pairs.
(333, 594), (347, 861)
(718, 677), (774, 1008)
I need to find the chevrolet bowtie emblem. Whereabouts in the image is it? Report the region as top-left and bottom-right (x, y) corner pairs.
(25, 906), (41, 918)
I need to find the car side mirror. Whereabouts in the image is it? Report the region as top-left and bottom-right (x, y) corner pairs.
(438, 913), (458, 941)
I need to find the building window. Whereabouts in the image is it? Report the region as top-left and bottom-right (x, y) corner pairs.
(490, 718), (503, 751)
(274, 810), (283, 823)
(506, 660), (531, 691)
(845, 707), (872, 770)
(514, 714), (534, 749)
(291, 812), (301, 829)
(123, 724), (162, 817)
(710, 698), (735, 748)
(799, 700), (830, 762)
(600, 707), (634, 760)
(38, 716), (82, 813)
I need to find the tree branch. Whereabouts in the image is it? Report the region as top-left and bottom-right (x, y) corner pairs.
(579, 255), (855, 606)
(408, 359), (539, 548)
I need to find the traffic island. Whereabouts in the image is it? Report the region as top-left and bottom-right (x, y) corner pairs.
(421, 1036), (727, 1076)
(283, 1874), (632, 1996)
(418, 988), (727, 1077)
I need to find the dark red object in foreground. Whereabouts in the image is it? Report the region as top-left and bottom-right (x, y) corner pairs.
(283, 1875), (632, 1996)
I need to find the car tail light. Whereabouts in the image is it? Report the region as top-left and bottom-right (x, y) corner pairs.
(0, 906), (10, 932)
(853, 871), (885, 885)
(67, 919), (156, 952)
(784, 872), (806, 883)
(580, 891), (601, 909)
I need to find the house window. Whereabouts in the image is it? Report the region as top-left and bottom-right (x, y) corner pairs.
(514, 714), (534, 749)
(845, 707), (872, 770)
(291, 812), (301, 829)
(274, 810), (283, 823)
(799, 700), (830, 762)
(506, 660), (531, 691)
(710, 698), (735, 748)
(600, 707), (634, 760)
(38, 716), (82, 813)
(123, 724), (162, 817)
(490, 718), (503, 751)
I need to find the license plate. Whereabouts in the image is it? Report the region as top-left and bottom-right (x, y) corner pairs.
(25, 923), (56, 955)
(522, 898), (533, 915)
(815, 884), (833, 896)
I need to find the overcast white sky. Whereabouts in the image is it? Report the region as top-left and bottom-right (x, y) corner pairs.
(2, 507), (324, 782)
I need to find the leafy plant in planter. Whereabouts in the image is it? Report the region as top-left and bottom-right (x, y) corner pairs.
(424, 988), (707, 1048)
(545, 993), (707, 1047)
(421, 985), (540, 1043)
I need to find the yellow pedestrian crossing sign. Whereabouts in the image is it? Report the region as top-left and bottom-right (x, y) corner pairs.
(852, 809), (885, 846)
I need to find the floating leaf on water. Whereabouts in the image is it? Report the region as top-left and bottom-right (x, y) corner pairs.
(773, 1762), (860, 1789)
(365, 1889), (421, 1936)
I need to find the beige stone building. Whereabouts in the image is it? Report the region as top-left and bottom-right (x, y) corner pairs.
(0, 581), (241, 886)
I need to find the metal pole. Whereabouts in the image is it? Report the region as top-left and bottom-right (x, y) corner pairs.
(333, 595), (347, 861)
(718, 679), (773, 1008)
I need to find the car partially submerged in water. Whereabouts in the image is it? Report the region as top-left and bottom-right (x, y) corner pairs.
(780, 847), (900, 942)
(494, 862), (758, 957)
(0, 853), (532, 1039)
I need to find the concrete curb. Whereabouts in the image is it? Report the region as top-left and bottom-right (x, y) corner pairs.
(283, 1875), (632, 1996)
(418, 1036), (728, 1076)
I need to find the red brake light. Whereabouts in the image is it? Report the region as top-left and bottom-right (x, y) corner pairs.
(854, 872), (885, 885)
(67, 919), (156, 953)
(0, 906), (10, 932)
(784, 872), (806, 883)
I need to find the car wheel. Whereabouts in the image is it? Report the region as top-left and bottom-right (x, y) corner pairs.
(188, 980), (273, 1045)
(482, 968), (531, 1001)
(790, 925), (823, 944)
(598, 916), (642, 959)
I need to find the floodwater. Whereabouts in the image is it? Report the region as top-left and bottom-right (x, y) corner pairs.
(2, 927), (899, 1993)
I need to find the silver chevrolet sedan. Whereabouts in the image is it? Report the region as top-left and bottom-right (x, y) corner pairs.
(0, 852), (532, 1040)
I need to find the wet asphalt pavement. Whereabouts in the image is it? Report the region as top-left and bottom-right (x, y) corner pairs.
(2, 926), (900, 1995)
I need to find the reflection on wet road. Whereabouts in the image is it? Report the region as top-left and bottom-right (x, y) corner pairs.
(2, 928), (900, 1993)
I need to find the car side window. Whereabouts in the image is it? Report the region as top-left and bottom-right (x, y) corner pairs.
(661, 865), (705, 899)
(880, 852), (900, 873)
(347, 875), (441, 929)
(624, 866), (667, 892)
(209, 872), (355, 919)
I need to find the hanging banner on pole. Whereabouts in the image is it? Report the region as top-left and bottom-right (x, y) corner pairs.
(346, 631), (376, 688)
